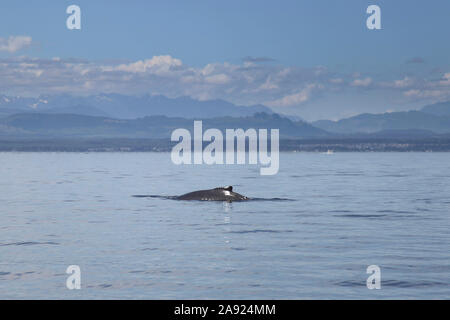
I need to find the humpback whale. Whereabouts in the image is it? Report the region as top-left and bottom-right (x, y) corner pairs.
(132, 187), (293, 202)
(176, 186), (249, 202)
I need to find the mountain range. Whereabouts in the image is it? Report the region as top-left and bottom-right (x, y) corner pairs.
(313, 101), (450, 134)
(1, 93), (450, 139)
(0, 94), (271, 119)
(0, 112), (326, 139)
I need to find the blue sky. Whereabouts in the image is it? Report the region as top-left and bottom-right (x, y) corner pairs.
(1, 0), (449, 120)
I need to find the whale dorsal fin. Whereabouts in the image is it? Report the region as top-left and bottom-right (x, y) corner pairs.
(224, 186), (233, 191)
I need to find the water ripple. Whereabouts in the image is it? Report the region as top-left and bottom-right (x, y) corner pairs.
(228, 229), (293, 234)
(0, 241), (60, 247)
(336, 279), (449, 288)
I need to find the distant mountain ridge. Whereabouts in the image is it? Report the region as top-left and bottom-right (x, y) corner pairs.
(420, 101), (450, 116)
(2, 94), (450, 137)
(313, 101), (450, 134)
(0, 93), (272, 119)
(0, 112), (328, 139)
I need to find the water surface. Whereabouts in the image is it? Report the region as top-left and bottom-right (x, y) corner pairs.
(0, 152), (449, 299)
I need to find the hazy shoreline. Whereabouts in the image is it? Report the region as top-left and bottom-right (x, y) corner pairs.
(2, 138), (450, 152)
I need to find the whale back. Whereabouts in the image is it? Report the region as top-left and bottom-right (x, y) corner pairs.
(177, 186), (248, 201)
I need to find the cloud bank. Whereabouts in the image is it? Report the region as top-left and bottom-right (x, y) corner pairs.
(0, 36), (32, 53)
(0, 54), (449, 119)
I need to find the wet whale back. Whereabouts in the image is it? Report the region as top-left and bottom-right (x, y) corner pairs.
(177, 186), (249, 201)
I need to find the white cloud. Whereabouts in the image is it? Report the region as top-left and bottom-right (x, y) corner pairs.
(1, 55), (449, 115)
(257, 76), (279, 91)
(205, 73), (231, 84)
(110, 55), (182, 73)
(404, 89), (449, 99)
(265, 84), (317, 107)
(392, 76), (414, 88)
(0, 36), (32, 53)
(351, 77), (372, 87)
(439, 73), (450, 86)
(401, 72), (450, 101)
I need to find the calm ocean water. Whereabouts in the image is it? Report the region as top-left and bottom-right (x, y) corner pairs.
(0, 152), (449, 299)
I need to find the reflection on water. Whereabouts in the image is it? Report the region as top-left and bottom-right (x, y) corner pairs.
(0, 152), (449, 299)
